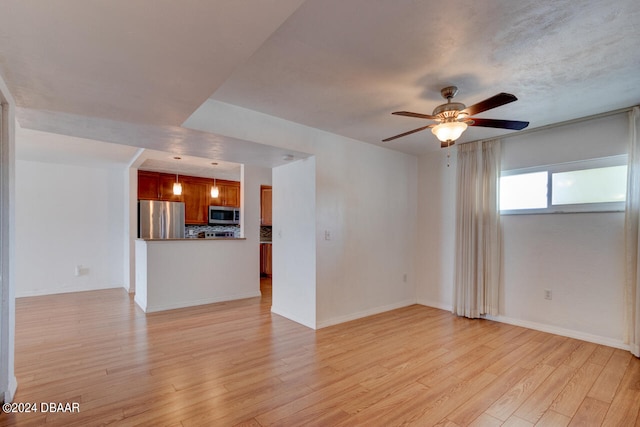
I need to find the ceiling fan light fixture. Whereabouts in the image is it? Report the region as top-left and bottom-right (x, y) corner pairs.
(431, 121), (468, 143)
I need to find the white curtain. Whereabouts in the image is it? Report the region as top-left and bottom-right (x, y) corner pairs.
(625, 106), (640, 357)
(453, 139), (501, 318)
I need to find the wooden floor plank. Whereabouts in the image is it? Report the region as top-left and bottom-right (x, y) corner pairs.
(485, 362), (556, 421)
(601, 358), (640, 426)
(501, 415), (534, 426)
(535, 410), (571, 426)
(587, 348), (632, 403)
(551, 362), (604, 417)
(3, 281), (639, 426)
(513, 364), (576, 423)
(568, 396), (609, 426)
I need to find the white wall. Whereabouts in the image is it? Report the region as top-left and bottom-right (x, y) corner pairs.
(124, 166), (139, 292)
(16, 160), (125, 296)
(272, 157), (316, 328)
(135, 239), (261, 312)
(0, 72), (17, 402)
(417, 112), (629, 347)
(185, 100), (418, 328)
(314, 135), (417, 327)
(416, 150), (457, 310)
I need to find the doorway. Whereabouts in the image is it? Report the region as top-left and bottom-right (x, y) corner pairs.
(260, 185), (272, 300)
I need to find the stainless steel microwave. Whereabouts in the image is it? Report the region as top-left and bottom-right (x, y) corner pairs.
(208, 206), (240, 225)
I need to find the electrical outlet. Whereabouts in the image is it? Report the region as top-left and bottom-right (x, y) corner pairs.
(324, 230), (331, 240)
(403, 273), (407, 283)
(544, 289), (552, 300)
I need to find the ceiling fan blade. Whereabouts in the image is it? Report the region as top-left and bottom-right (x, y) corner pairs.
(468, 118), (529, 130)
(462, 93), (517, 116)
(382, 124), (434, 142)
(392, 111), (437, 120)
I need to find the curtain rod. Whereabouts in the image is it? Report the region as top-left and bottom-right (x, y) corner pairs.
(461, 104), (638, 145)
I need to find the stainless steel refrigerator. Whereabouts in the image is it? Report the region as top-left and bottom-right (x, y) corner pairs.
(138, 200), (185, 239)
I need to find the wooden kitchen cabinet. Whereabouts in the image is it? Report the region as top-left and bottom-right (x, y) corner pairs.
(209, 182), (223, 206)
(181, 177), (210, 224)
(222, 183), (240, 207)
(159, 174), (183, 202)
(210, 180), (240, 207)
(260, 243), (272, 277)
(138, 171), (160, 200)
(260, 185), (272, 226)
(138, 170), (240, 225)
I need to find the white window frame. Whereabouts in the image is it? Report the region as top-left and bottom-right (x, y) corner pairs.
(500, 155), (628, 215)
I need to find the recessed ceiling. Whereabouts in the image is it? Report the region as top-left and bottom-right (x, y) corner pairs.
(2, 0), (640, 160)
(16, 125), (244, 180)
(138, 152), (242, 182)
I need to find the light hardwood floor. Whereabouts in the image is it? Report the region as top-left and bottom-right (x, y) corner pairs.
(2, 279), (639, 426)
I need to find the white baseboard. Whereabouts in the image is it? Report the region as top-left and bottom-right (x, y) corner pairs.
(16, 284), (123, 298)
(631, 343), (640, 357)
(133, 295), (147, 312)
(415, 301), (629, 350)
(484, 314), (629, 350)
(271, 306), (316, 330)
(416, 298), (453, 312)
(316, 299), (416, 329)
(144, 291), (261, 313)
(4, 375), (17, 403)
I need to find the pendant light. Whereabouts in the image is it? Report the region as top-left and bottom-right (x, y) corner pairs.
(211, 178), (219, 198)
(173, 174), (182, 195)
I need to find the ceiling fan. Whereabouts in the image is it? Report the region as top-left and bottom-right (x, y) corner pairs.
(383, 86), (529, 147)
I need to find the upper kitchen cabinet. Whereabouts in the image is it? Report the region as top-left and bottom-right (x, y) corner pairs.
(138, 170), (183, 202)
(223, 182), (240, 207)
(181, 176), (210, 224)
(138, 170), (240, 225)
(261, 185), (272, 226)
(138, 171), (160, 200)
(159, 174), (184, 202)
(210, 180), (240, 207)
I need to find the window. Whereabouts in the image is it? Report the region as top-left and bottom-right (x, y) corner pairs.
(500, 155), (627, 214)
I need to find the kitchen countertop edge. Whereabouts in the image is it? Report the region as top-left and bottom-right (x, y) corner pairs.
(138, 238), (247, 242)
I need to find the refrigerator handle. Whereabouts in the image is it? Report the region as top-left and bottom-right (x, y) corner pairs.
(160, 207), (166, 239)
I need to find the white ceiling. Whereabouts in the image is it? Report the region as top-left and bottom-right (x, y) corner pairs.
(2, 0), (640, 164)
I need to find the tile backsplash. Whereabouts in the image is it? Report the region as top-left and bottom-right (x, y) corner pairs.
(260, 226), (272, 242)
(184, 225), (272, 240)
(185, 225), (240, 238)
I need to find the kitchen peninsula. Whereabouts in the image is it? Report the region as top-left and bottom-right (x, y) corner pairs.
(135, 237), (260, 313)
(135, 170), (260, 313)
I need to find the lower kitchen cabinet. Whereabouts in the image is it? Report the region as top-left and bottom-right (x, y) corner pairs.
(260, 243), (272, 277)
(261, 185), (272, 226)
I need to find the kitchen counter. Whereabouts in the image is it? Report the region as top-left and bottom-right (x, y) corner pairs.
(138, 237), (246, 242)
(135, 238), (260, 313)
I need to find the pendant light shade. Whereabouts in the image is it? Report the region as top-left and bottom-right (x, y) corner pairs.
(173, 174), (182, 196)
(211, 178), (219, 198)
